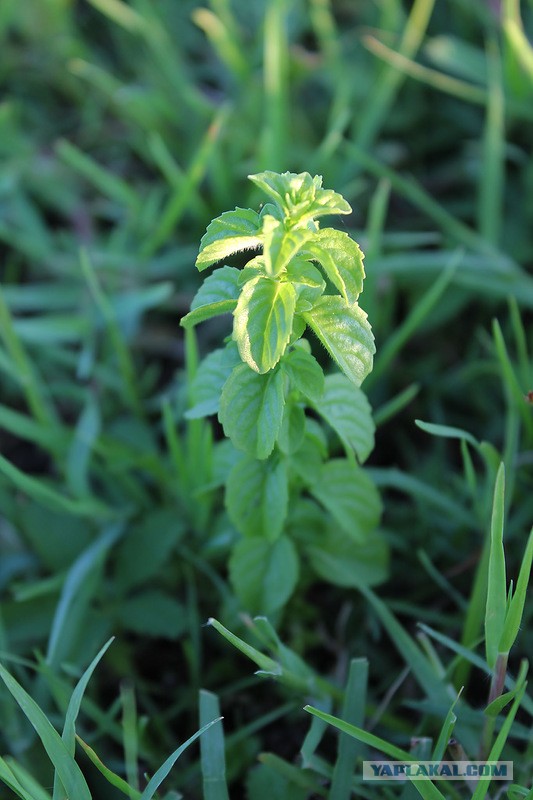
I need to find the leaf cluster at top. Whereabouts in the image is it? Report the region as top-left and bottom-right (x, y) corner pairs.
(181, 170), (374, 387)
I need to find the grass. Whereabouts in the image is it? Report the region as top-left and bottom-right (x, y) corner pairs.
(0, 0), (532, 798)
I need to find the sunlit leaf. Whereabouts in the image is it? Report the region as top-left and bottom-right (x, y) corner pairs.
(181, 266), (240, 327)
(234, 276), (296, 372)
(196, 208), (262, 271)
(303, 296), (375, 387)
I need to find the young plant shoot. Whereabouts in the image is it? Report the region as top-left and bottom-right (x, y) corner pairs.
(181, 171), (387, 612)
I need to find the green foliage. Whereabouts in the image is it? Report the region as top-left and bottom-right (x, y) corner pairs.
(0, 1), (532, 797)
(182, 170), (383, 611)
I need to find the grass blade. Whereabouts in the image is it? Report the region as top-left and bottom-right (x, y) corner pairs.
(139, 718), (221, 800)
(353, 0), (435, 151)
(478, 38), (505, 244)
(60, 638), (114, 755)
(199, 690), (230, 800)
(499, 526), (533, 655)
(260, 0), (290, 170)
(358, 587), (456, 708)
(485, 463), (507, 669)
(367, 250), (461, 386)
(56, 138), (140, 211)
(472, 662), (527, 800)
(76, 735), (141, 798)
(46, 525), (124, 669)
(0, 453), (115, 520)
(329, 658), (368, 800)
(0, 756), (36, 800)
(121, 682), (140, 793)
(0, 665), (92, 800)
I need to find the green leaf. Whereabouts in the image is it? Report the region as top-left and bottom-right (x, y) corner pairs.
(219, 363), (285, 459)
(305, 525), (388, 588)
(303, 296), (375, 387)
(186, 343), (241, 419)
(499, 526), (533, 655)
(262, 215), (313, 276)
(305, 229), (364, 304)
(180, 266), (240, 328)
(248, 171), (351, 225)
(234, 276), (296, 372)
(277, 401), (306, 455)
(313, 374), (374, 462)
(309, 460), (382, 541)
(282, 347), (324, 403)
(226, 455), (288, 540)
(229, 535), (299, 613)
(287, 430), (326, 485)
(196, 208), (262, 271)
(0, 665), (92, 800)
(485, 463), (507, 669)
(286, 260), (326, 310)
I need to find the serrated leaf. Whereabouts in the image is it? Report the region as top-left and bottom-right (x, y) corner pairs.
(115, 591), (187, 639)
(186, 342), (241, 419)
(277, 401), (306, 455)
(306, 526), (388, 588)
(313, 374), (374, 462)
(305, 228), (365, 304)
(196, 208), (262, 271)
(303, 295), (375, 387)
(248, 171), (351, 224)
(289, 314), (307, 343)
(288, 430), (326, 485)
(286, 260), (326, 310)
(226, 455), (288, 540)
(309, 459), (381, 541)
(262, 215), (312, 276)
(229, 535), (299, 613)
(219, 363), (285, 459)
(281, 347), (324, 403)
(181, 266), (240, 328)
(233, 277), (296, 373)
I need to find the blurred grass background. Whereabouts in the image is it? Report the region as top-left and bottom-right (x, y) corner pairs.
(0, 0), (532, 797)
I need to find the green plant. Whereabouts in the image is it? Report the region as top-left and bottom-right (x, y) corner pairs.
(0, 640), (223, 800)
(207, 458), (533, 799)
(181, 170), (388, 613)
